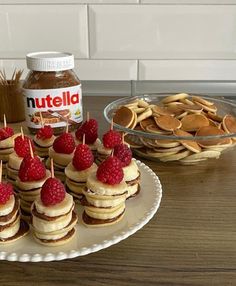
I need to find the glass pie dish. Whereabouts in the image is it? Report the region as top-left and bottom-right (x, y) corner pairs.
(104, 93), (236, 164)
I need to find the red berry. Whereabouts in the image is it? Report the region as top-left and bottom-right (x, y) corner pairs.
(103, 130), (122, 149)
(36, 125), (53, 140)
(53, 133), (75, 154)
(96, 156), (124, 185)
(73, 144), (94, 171)
(18, 154), (46, 182)
(0, 182), (13, 204)
(41, 177), (65, 206)
(113, 144), (132, 167)
(0, 127), (14, 141)
(75, 119), (98, 144)
(14, 135), (35, 158)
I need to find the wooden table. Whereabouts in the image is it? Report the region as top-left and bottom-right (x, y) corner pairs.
(0, 96), (235, 286)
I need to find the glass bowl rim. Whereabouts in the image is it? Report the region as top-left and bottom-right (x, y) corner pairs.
(103, 93), (236, 141)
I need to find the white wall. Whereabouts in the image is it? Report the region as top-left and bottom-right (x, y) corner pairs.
(0, 1), (236, 80)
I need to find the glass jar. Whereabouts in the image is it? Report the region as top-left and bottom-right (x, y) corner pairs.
(23, 51), (83, 135)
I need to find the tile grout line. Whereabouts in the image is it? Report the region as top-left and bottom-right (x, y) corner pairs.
(87, 4), (91, 59)
(137, 59), (140, 81)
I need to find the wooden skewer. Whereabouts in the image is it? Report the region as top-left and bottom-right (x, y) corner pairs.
(51, 158), (54, 179)
(29, 141), (34, 158)
(82, 134), (85, 145)
(110, 118), (114, 130)
(0, 161), (2, 183)
(111, 150), (114, 157)
(66, 119), (69, 133)
(20, 127), (24, 140)
(87, 111), (89, 122)
(122, 133), (125, 144)
(39, 112), (44, 127)
(3, 114), (7, 129)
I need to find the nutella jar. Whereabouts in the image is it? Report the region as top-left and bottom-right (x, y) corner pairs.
(23, 51), (83, 135)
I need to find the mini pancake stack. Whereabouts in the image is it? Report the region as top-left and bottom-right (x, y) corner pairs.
(46, 129), (75, 182)
(16, 145), (51, 222)
(65, 137), (98, 203)
(31, 161), (78, 246)
(0, 162), (29, 244)
(0, 117), (16, 176)
(113, 93), (236, 164)
(82, 156), (127, 227)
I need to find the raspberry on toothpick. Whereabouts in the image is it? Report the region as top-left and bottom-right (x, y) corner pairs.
(73, 134), (94, 171)
(18, 142), (46, 182)
(75, 112), (98, 144)
(0, 160), (14, 205)
(0, 114), (14, 141)
(102, 119), (122, 149)
(36, 112), (54, 140)
(53, 120), (75, 154)
(41, 159), (66, 206)
(14, 127), (34, 158)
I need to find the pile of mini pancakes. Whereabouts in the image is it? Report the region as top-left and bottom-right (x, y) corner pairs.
(113, 93), (236, 165)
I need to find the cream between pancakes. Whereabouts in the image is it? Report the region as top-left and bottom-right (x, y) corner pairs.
(49, 147), (74, 166)
(65, 162), (97, 182)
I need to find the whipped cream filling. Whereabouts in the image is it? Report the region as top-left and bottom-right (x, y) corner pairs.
(0, 195), (15, 216)
(32, 212), (72, 233)
(87, 172), (127, 196)
(49, 147), (74, 166)
(16, 170), (51, 191)
(75, 138), (101, 151)
(85, 203), (125, 220)
(34, 193), (73, 217)
(123, 159), (140, 181)
(65, 162), (97, 182)
(34, 135), (56, 148)
(0, 216), (20, 239)
(8, 152), (23, 170)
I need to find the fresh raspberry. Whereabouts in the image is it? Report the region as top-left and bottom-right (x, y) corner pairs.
(36, 125), (53, 140)
(53, 132), (75, 154)
(103, 130), (122, 149)
(41, 177), (65, 206)
(0, 182), (13, 204)
(18, 154), (46, 182)
(73, 143), (94, 171)
(114, 144), (132, 167)
(14, 135), (35, 158)
(96, 156), (124, 185)
(75, 119), (98, 144)
(0, 127), (14, 141)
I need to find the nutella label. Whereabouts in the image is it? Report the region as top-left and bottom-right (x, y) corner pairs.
(23, 85), (83, 129)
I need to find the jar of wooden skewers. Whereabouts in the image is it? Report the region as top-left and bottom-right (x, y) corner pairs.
(0, 69), (25, 123)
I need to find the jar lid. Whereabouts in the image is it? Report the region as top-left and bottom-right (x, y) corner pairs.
(26, 51), (74, 72)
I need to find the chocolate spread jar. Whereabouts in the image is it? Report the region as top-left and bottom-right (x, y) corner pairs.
(23, 51), (83, 135)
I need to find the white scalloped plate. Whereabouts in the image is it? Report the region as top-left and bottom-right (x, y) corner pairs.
(0, 160), (162, 262)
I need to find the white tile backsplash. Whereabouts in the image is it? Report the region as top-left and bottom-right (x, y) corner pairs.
(89, 5), (236, 60)
(0, 3), (236, 81)
(139, 60), (236, 80)
(0, 5), (88, 58)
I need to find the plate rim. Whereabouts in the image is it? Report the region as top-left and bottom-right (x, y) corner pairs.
(0, 159), (162, 262)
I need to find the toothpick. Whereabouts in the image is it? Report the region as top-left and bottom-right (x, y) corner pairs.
(51, 158), (54, 179)
(39, 112), (44, 127)
(111, 150), (114, 157)
(86, 111), (89, 122)
(29, 141), (34, 158)
(66, 119), (69, 133)
(110, 118), (114, 130)
(122, 133), (125, 144)
(3, 114), (6, 129)
(20, 127), (24, 140)
(82, 134), (85, 145)
(0, 161), (2, 183)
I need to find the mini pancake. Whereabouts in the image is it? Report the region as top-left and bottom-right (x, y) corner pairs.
(207, 112), (223, 123)
(132, 107), (146, 114)
(146, 149), (178, 158)
(137, 99), (149, 108)
(124, 100), (139, 108)
(124, 134), (144, 149)
(174, 129), (202, 153)
(196, 126), (231, 147)
(179, 98), (195, 105)
(0, 148), (14, 155)
(154, 145), (185, 153)
(82, 211), (125, 228)
(194, 101), (217, 113)
(176, 111), (188, 120)
(222, 115), (236, 134)
(128, 111), (137, 129)
(159, 150), (191, 162)
(165, 105), (186, 117)
(0, 220), (29, 244)
(139, 137), (158, 148)
(161, 93), (189, 104)
(154, 139), (180, 148)
(113, 106), (134, 128)
(181, 114), (209, 132)
(180, 158), (207, 165)
(140, 117), (156, 131)
(208, 119), (219, 128)
(191, 96), (214, 106)
(137, 108), (152, 123)
(146, 124), (172, 135)
(178, 104), (203, 114)
(179, 150), (221, 161)
(151, 105), (174, 116)
(154, 115), (182, 131)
